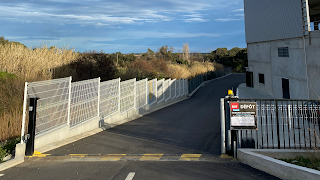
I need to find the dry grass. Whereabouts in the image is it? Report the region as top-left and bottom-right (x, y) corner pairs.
(167, 61), (222, 79)
(0, 43), (80, 81)
(0, 44), (80, 142)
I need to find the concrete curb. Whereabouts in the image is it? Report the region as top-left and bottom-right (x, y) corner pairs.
(188, 73), (232, 98)
(238, 149), (320, 180)
(0, 158), (24, 172)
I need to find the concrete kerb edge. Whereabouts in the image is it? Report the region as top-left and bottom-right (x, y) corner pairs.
(0, 158), (24, 172)
(237, 149), (320, 180)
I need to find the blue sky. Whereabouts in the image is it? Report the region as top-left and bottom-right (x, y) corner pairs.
(0, 0), (246, 53)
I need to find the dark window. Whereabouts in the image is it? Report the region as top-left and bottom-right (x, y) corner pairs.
(246, 72), (253, 87)
(278, 47), (289, 57)
(259, 73), (265, 84)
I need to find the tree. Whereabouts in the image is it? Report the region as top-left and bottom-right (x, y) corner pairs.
(215, 47), (228, 58)
(182, 43), (190, 61)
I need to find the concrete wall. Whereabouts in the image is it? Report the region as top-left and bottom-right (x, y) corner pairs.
(34, 95), (188, 150)
(306, 31), (320, 100)
(248, 36), (309, 99)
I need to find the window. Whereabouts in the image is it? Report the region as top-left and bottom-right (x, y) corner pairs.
(278, 47), (289, 57)
(259, 73), (265, 84)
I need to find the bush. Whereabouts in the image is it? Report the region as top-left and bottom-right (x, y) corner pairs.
(70, 53), (117, 81)
(0, 146), (8, 162)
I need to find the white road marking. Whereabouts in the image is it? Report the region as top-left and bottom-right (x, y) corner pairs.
(125, 172), (135, 180)
(0, 174), (4, 177)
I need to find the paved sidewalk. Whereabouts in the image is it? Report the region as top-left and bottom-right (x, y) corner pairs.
(237, 83), (281, 99)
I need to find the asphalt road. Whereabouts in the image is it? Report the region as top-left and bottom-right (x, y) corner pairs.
(0, 74), (280, 180)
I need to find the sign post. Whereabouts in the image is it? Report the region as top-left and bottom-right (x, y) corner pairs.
(229, 101), (257, 158)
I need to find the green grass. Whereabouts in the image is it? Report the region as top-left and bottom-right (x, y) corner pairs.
(0, 71), (17, 78)
(279, 156), (320, 171)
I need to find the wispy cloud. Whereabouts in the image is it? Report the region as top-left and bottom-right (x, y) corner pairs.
(232, 8), (244, 12)
(215, 18), (243, 22)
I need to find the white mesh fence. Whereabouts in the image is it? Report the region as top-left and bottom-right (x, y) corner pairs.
(157, 79), (165, 103)
(184, 79), (188, 95)
(164, 78), (171, 101)
(171, 79), (176, 99)
(70, 78), (99, 127)
(25, 77), (71, 136)
(176, 79), (180, 97)
(100, 78), (120, 118)
(148, 79), (157, 105)
(120, 78), (136, 113)
(136, 78), (147, 109)
(22, 76), (188, 139)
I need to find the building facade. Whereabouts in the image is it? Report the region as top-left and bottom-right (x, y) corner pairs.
(244, 0), (320, 99)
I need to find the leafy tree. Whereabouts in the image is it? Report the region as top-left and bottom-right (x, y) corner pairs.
(215, 47), (228, 58)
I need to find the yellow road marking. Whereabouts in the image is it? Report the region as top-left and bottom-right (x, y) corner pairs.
(179, 154), (202, 161)
(31, 151), (50, 157)
(140, 154), (164, 161)
(100, 154), (127, 161)
(220, 154), (233, 159)
(69, 154), (88, 157)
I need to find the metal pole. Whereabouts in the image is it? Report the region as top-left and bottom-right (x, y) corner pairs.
(134, 78), (136, 109)
(97, 77), (100, 118)
(118, 78), (121, 112)
(221, 98), (226, 154)
(145, 78), (148, 105)
(155, 78), (157, 103)
(21, 82), (28, 144)
(67, 77), (72, 126)
(25, 97), (38, 156)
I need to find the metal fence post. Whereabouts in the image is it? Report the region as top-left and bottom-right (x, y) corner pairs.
(20, 82), (28, 144)
(134, 78), (136, 109)
(145, 78), (148, 105)
(155, 79), (157, 103)
(25, 97), (38, 156)
(118, 78), (121, 112)
(221, 98), (226, 154)
(97, 77), (100, 118)
(67, 77), (72, 126)
(169, 78), (171, 99)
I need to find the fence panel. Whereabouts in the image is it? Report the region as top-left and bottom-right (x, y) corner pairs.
(164, 79), (171, 101)
(171, 79), (176, 99)
(136, 78), (147, 109)
(237, 99), (320, 149)
(157, 79), (165, 103)
(25, 77), (71, 136)
(148, 79), (157, 105)
(120, 78), (136, 113)
(70, 78), (99, 127)
(184, 79), (188, 95)
(180, 79), (183, 96)
(100, 78), (120, 118)
(176, 79), (180, 97)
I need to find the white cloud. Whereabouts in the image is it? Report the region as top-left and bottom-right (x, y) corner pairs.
(235, 13), (244, 16)
(184, 18), (209, 22)
(232, 8), (244, 12)
(215, 18), (243, 22)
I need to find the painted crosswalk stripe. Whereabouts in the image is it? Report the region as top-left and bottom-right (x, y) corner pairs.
(179, 154), (202, 161)
(125, 172), (135, 180)
(140, 154), (163, 161)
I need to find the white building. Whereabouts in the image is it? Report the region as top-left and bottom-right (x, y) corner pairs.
(244, 0), (320, 99)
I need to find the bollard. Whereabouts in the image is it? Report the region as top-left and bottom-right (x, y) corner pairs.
(25, 97), (39, 156)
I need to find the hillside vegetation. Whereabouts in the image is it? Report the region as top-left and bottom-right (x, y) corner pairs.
(0, 36), (246, 142)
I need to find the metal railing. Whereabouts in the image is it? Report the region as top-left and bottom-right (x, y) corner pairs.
(222, 98), (320, 151)
(189, 67), (232, 94)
